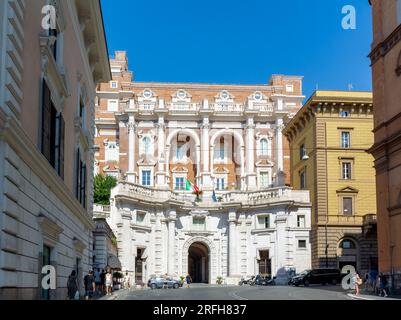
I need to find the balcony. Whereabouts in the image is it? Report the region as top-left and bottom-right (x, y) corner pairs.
(167, 103), (200, 115)
(113, 182), (310, 208)
(93, 204), (111, 218)
(327, 215), (364, 226)
(213, 103), (244, 114)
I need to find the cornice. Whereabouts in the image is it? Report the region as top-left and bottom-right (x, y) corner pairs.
(369, 23), (401, 66)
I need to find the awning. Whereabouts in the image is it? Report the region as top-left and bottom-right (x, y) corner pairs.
(107, 254), (122, 269)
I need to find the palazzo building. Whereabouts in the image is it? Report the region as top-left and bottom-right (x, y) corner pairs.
(283, 91), (378, 276)
(95, 51), (312, 284)
(369, 0), (401, 292)
(0, 0), (110, 299)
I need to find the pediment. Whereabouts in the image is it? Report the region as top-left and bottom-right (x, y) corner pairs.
(336, 186), (359, 194)
(171, 166), (188, 173)
(256, 159), (274, 167)
(137, 155), (157, 166)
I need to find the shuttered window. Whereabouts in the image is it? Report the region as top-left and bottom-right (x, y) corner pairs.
(75, 149), (87, 209)
(41, 80), (65, 178)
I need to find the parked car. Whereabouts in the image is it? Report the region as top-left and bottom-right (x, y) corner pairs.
(148, 277), (181, 289)
(290, 269), (344, 287)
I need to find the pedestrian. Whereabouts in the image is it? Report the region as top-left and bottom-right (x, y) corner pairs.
(83, 270), (96, 300)
(94, 268), (102, 295)
(124, 272), (131, 290)
(352, 271), (362, 296)
(100, 269), (106, 295)
(105, 268), (113, 296)
(378, 272), (389, 297)
(67, 270), (79, 300)
(186, 274), (192, 289)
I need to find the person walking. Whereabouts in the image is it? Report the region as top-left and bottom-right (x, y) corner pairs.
(105, 269), (113, 296)
(94, 268), (102, 295)
(124, 272), (131, 290)
(67, 270), (79, 300)
(100, 269), (106, 295)
(378, 273), (389, 297)
(83, 270), (96, 300)
(352, 271), (362, 296)
(186, 274), (192, 289)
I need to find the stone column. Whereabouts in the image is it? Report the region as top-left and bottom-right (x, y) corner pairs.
(196, 144), (201, 186)
(201, 118), (212, 190)
(275, 117), (285, 186)
(274, 214), (288, 284)
(240, 146), (246, 190)
(167, 209), (177, 275)
(228, 209), (238, 277)
(120, 211), (134, 276)
(156, 117), (167, 188)
(127, 114), (137, 183)
(246, 118), (257, 190)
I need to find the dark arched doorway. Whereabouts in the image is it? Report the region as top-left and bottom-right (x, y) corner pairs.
(188, 242), (209, 283)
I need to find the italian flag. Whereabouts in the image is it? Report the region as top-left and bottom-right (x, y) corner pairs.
(185, 179), (200, 193)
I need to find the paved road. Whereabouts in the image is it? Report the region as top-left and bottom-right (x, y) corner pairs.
(113, 284), (353, 300)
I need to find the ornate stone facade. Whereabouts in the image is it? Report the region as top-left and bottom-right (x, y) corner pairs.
(95, 51), (312, 284)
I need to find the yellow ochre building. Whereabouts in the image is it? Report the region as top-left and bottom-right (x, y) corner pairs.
(283, 91), (378, 274)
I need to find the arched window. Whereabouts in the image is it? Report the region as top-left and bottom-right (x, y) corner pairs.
(260, 139), (268, 156)
(215, 137), (225, 160)
(142, 137), (151, 155)
(339, 239), (356, 250)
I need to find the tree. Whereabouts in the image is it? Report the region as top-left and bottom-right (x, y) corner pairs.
(94, 174), (117, 205)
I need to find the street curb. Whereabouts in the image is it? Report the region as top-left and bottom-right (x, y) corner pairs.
(347, 293), (374, 300)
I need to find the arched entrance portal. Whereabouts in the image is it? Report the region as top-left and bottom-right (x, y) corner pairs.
(188, 242), (209, 283)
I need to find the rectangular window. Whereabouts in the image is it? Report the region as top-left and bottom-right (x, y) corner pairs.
(107, 99), (119, 112)
(136, 212), (146, 224)
(75, 149), (87, 209)
(298, 240), (307, 249)
(341, 132), (350, 148)
(342, 162), (352, 180)
(299, 144), (307, 160)
(297, 215), (305, 228)
(216, 178), (225, 190)
(110, 81), (118, 89)
(340, 111), (349, 118)
(343, 197), (353, 215)
(300, 169), (306, 189)
(286, 84), (294, 93)
(193, 217), (205, 231)
(258, 216), (270, 229)
(175, 177), (185, 190)
(141, 170), (151, 186)
(260, 172), (269, 188)
(41, 80), (65, 178)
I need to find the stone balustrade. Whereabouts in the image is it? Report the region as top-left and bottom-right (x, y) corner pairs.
(112, 182), (310, 207)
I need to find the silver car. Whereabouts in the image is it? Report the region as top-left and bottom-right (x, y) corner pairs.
(148, 277), (181, 289)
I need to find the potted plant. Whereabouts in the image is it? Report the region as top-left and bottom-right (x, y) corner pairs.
(193, 190), (203, 202)
(216, 276), (224, 285)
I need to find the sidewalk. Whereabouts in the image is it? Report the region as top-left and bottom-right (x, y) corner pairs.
(347, 291), (401, 301)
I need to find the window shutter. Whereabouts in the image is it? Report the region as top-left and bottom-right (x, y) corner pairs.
(75, 149), (81, 199)
(59, 116), (65, 179)
(41, 81), (52, 162)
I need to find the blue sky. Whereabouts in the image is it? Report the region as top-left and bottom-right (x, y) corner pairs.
(101, 0), (373, 100)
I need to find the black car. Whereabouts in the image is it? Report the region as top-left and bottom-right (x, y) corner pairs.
(290, 269), (344, 287)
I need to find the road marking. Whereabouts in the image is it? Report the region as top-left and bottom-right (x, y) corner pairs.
(347, 293), (374, 300)
(229, 290), (248, 301)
